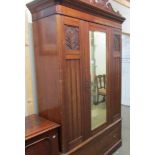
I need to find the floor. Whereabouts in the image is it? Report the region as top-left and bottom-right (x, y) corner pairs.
(113, 105), (130, 155)
(91, 101), (106, 130)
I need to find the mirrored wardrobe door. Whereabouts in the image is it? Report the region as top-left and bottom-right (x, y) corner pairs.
(88, 26), (108, 131)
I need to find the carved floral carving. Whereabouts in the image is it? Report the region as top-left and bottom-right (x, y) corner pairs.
(65, 25), (79, 50)
(94, 0), (121, 16)
(114, 34), (121, 51)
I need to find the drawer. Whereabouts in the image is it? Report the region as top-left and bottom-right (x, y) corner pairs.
(94, 123), (121, 155)
(25, 115), (60, 155)
(71, 122), (121, 155)
(26, 130), (59, 155)
(26, 136), (52, 155)
(106, 124), (121, 148)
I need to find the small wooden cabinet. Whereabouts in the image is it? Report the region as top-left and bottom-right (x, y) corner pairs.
(25, 114), (60, 155)
(26, 0), (125, 155)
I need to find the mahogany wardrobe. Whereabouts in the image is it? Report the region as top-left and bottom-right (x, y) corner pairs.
(27, 0), (125, 155)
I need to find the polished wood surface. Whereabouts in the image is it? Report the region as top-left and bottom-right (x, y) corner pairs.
(25, 114), (60, 140)
(26, 0), (125, 22)
(28, 4), (122, 29)
(68, 119), (121, 155)
(25, 114), (60, 155)
(26, 0), (124, 154)
(83, 22), (111, 136)
(110, 28), (122, 121)
(62, 16), (84, 150)
(33, 15), (62, 124)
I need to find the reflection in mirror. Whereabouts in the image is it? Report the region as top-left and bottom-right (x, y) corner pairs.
(89, 31), (107, 130)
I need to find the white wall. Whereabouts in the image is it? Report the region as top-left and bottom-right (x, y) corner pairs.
(110, 0), (130, 106)
(110, 0), (130, 34)
(25, 7), (38, 115)
(122, 34), (130, 106)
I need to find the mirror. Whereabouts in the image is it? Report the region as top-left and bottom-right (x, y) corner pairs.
(89, 31), (107, 130)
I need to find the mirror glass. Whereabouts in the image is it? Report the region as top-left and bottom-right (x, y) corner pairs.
(89, 31), (107, 130)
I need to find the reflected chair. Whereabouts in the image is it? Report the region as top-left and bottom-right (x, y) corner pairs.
(95, 74), (106, 104)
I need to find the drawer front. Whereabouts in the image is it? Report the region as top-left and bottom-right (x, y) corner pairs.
(26, 137), (51, 155)
(70, 122), (121, 155)
(25, 130), (59, 155)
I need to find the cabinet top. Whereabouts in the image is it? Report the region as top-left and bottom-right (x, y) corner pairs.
(26, 0), (125, 23)
(25, 114), (60, 140)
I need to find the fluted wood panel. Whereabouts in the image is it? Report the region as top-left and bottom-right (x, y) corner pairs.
(65, 59), (83, 146)
(111, 30), (121, 121)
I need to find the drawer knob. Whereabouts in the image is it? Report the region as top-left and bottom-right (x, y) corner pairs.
(52, 135), (56, 139)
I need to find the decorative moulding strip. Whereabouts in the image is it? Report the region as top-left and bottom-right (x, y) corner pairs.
(114, 0), (130, 8)
(26, 0), (125, 23)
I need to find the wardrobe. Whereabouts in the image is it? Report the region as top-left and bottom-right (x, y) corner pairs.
(27, 0), (125, 154)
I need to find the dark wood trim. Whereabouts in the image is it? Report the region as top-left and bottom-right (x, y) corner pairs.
(110, 28), (122, 122)
(86, 22), (111, 136)
(30, 5), (122, 29)
(104, 139), (122, 155)
(65, 119), (121, 155)
(25, 114), (60, 140)
(26, 0), (125, 23)
(56, 14), (69, 153)
(26, 137), (51, 149)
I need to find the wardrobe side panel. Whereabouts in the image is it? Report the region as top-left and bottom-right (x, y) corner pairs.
(32, 15), (61, 123)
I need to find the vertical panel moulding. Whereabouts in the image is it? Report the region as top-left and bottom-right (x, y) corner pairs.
(74, 60), (78, 139)
(56, 15), (68, 152)
(66, 58), (82, 145)
(106, 28), (110, 123)
(110, 28), (114, 123)
(71, 60), (75, 140)
(73, 60), (78, 140)
(112, 30), (121, 120)
(82, 21), (91, 139)
(77, 60), (82, 138)
(67, 60), (73, 141)
(113, 36), (117, 119)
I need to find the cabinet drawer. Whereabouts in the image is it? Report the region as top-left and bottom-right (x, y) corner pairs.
(71, 122), (121, 155)
(94, 123), (121, 154)
(105, 124), (121, 149)
(26, 131), (60, 155)
(26, 136), (52, 155)
(25, 115), (60, 155)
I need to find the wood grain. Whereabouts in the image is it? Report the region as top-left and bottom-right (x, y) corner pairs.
(25, 114), (60, 155)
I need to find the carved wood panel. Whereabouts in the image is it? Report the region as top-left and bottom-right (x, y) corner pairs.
(65, 25), (79, 50)
(63, 17), (84, 150)
(114, 34), (121, 51)
(93, 0), (121, 16)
